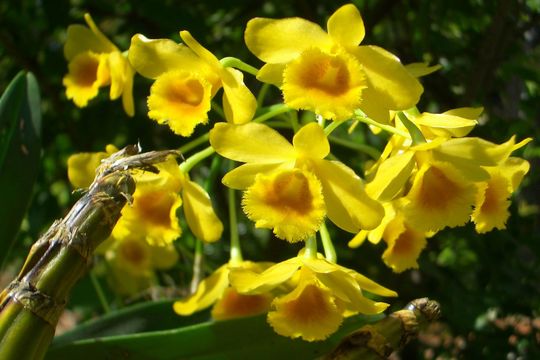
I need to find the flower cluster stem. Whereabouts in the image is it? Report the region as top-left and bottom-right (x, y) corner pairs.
(319, 222), (336, 263)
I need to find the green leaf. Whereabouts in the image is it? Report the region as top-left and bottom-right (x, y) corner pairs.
(47, 312), (382, 360)
(52, 300), (209, 347)
(0, 71), (42, 268)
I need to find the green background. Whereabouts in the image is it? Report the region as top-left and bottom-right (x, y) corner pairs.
(1, 0), (539, 358)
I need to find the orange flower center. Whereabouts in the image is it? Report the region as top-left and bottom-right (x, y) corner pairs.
(293, 50), (351, 96)
(119, 239), (147, 266)
(266, 170), (313, 214)
(417, 166), (460, 209)
(72, 53), (100, 86)
(212, 287), (271, 320)
(135, 191), (174, 227)
(166, 78), (205, 107)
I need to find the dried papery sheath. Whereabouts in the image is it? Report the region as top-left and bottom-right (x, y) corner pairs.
(0, 146), (179, 360)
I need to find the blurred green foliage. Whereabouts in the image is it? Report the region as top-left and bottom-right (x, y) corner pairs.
(1, 0), (539, 358)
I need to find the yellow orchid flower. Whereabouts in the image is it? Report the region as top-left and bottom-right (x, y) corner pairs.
(112, 158), (184, 246)
(349, 202), (428, 273)
(128, 31), (257, 136)
(210, 122), (384, 239)
(174, 260), (273, 320)
(68, 147), (222, 244)
(103, 234), (178, 297)
(63, 13), (135, 116)
(364, 135), (530, 232)
(229, 253), (396, 341)
(472, 157), (530, 233)
(179, 170), (224, 243)
(244, 3), (423, 122)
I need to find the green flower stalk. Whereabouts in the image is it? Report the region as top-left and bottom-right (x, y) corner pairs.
(0, 146), (178, 360)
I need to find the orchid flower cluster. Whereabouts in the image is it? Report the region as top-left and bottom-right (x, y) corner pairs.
(63, 4), (530, 341)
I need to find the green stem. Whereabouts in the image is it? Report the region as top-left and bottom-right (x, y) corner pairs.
(190, 240), (204, 294)
(353, 110), (409, 138)
(227, 161), (243, 263)
(319, 222), (336, 263)
(89, 270), (110, 313)
(328, 135), (381, 159)
(253, 104), (292, 123)
(179, 133), (209, 154)
(257, 83), (271, 107)
(211, 101), (225, 119)
(324, 120), (345, 136)
(219, 57), (259, 76)
(179, 146), (215, 173)
(303, 236), (318, 260)
(290, 110), (300, 132)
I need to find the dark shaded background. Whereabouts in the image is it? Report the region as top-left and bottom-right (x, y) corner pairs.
(1, 0), (539, 358)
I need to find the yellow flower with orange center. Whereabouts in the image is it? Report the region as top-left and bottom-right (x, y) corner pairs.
(229, 253), (396, 341)
(174, 261), (273, 320)
(112, 163), (183, 245)
(63, 13), (134, 116)
(210, 121), (384, 241)
(128, 31), (256, 136)
(103, 234), (178, 296)
(245, 4), (423, 122)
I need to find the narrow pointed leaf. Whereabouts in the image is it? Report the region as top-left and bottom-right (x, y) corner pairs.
(0, 71), (42, 267)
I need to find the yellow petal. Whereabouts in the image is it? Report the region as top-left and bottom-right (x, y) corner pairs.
(338, 264), (398, 297)
(257, 63), (286, 86)
(471, 175), (510, 233)
(209, 122), (296, 163)
(211, 287), (272, 321)
(150, 243), (179, 270)
(221, 68), (257, 124)
(107, 235), (152, 276)
(327, 4), (365, 48)
(174, 264), (229, 315)
(245, 17), (332, 63)
(222, 162), (293, 190)
(147, 70), (212, 137)
(365, 150), (415, 201)
(312, 159), (384, 232)
(121, 63), (135, 117)
(67, 150), (109, 188)
(128, 34), (203, 79)
(64, 24), (116, 60)
(413, 108), (480, 138)
(180, 30), (221, 69)
(83, 13), (118, 53)
(382, 216), (427, 273)
(230, 257), (301, 294)
(182, 179), (223, 242)
(405, 62), (442, 77)
(435, 136), (516, 165)
(353, 45), (423, 111)
(107, 51), (127, 100)
(292, 122), (329, 159)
